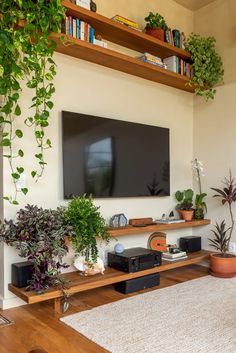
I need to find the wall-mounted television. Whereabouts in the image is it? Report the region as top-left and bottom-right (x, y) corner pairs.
(62, 111), (170, 198)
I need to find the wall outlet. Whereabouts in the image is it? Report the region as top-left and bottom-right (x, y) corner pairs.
(228, 242), (236, 253)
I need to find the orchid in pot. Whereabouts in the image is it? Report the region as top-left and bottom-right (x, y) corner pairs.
(0, 205), (70, 292)
(191, 158), (207, 219)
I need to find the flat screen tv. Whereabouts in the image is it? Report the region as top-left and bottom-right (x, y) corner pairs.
(62, 111), (170, 198)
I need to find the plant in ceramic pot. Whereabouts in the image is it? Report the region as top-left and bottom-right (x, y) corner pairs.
(175, 189), (194, 221)
(209, 171), (236, 277)
(144, 12), (168, 41)
(0, 205), (70, 292)
(185, 33), (224, 101)
(64, 195), (111, 275)
(191, 158), (207, 219)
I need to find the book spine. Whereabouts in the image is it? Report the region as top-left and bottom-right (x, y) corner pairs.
(76, 18), (80, 39)
(80, 21), (85, 41)
(72, 18), (76, 38)
(89, 27), (95, 43)
(61, 17), (66, 34)
(68, 16), (73, 37)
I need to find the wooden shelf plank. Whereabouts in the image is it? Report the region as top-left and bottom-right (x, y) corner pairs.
(108, 219), (211, 237)
(8, 250), (211, 304)
(62, 1), (191, 61)
(52, 33), (194, 93)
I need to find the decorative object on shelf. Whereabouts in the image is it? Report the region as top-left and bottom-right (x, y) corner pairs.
(90, 0), (97, 12)
(184, 33), (224, 101)
(175, 189), (194, 221)
(0, 0), (65, 205)
(111, 15), (140, 31)
(74, 256), (105, 276)
(156, 211), (185, 224)
(114, 243), (124, 254)
(76, 0), (90, 10)
(65, 195), (111, 264)
(129, 217), (154, 226)
(179, 236), (201, 253)
(209, 171), (236, 278)
(144, 12), (168, 42)
(110, 214), (128, 228)
(148, 232), (167, 252)
(0, 205), (70, 292)
(191, 158), (207, 219)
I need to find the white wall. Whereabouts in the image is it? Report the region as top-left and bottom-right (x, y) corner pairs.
(1, 0), (195, 308)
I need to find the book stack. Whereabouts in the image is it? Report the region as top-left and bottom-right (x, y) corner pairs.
(155, 219), (185, 224)
(111, 15), (141, 31)
(165, 29), (186, 50)
(61, 16), (108, 48)
(163, 56), (192, 78)
(162, 251), (187, 261)
(136, 52), (167, 69)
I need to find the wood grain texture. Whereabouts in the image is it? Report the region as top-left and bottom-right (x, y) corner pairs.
(62, 1), (191, 61)
(1, 265), (209, 353)
(108, 219), (211, 236)
(8, 250), (211, 305)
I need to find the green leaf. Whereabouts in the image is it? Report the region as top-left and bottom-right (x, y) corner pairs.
(12, 200), (19, 205)
(18, 149), (24, 157)
(15, 129), (23, 138)
(1, 138), (11, 147)
(14, 104), (21, 116)
(46, 138), (52, 147)
(11, 173), (20, 180)
(46, 101), (54, 109)
(17, 167), (24, 174)
(0, 65), (4, 77)
(31, 171), (37, 178)
(21, 188), (28, 195)
(3, 197), (9, 201)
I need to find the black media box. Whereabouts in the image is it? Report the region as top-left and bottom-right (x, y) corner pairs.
(12, 261), (33, 288)
(179, 236), (201, 253)
(115, 273), (160, 294)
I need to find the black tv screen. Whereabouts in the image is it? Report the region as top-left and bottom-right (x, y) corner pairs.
(62, 111), (170, 198)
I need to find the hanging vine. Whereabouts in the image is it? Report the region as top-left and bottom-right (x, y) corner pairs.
(0, 0), (65, 204)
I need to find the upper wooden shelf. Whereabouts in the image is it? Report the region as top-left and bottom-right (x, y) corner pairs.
(62, 1), (191, 61)
(108, 219), (211, 237)
(57, 1), (194, 93)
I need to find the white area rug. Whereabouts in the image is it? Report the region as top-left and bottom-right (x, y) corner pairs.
(60, 276), (236, 353)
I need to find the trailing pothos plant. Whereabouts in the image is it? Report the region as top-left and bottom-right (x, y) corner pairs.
(185, 33), (224, 101)
(0, 0), (65, 204)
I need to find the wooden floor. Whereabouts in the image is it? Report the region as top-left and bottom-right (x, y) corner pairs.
(0, 265), (209, 353)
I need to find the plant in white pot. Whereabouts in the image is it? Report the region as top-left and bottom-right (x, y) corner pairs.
(209, 171), (236, 277)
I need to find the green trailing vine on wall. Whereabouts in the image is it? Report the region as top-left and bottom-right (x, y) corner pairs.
(0, 0), (65, 204)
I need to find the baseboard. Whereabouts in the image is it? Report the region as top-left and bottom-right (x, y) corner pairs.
(0, 296), (25, 310)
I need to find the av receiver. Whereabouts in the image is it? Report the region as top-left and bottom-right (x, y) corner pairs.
(108, 247), (162, 273)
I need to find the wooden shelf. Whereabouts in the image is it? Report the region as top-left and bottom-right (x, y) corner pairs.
(8, 250), (211, 305)
(53, 1), (194, 93)
(108, 219), (211, 237)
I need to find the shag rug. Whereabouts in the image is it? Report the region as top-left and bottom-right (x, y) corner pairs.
(60, 276), (236, 353)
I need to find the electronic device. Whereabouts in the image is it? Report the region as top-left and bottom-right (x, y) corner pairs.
(62, 111), (170, 198)
(107, 247), (162, 273)
(179, 236), (202, 253)
(114, 273), (160, 294)
(11, 261), (33, 288)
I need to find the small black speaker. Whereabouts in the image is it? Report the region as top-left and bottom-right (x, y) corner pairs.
(179, 236), (202, 253)
(11, 261), (33, 288)
(114, 273), (160, 294)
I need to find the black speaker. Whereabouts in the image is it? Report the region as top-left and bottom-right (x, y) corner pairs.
(11, 261), (33, 288)
(114, 273), (160, 294)
(179, 236), (202, 253)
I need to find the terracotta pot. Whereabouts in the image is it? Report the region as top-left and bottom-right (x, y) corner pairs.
(210, 253), (236, 278)
(178, 210), (194, 221)
(145, 27), (165, 41)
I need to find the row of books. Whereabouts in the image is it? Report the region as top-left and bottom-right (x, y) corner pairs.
(163, 56), (192, 78)
(136, 52), (167, 69)
(165, 29), (186, 50)
(61, 15), (107, 48)
(162, 251), (187, 262)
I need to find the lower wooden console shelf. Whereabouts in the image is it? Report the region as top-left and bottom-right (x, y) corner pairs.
(8, 250), (211, 312)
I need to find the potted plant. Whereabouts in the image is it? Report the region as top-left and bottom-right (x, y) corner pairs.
(185, 33), (224, 101)
(191, 158), (207, 219)
(144, 12), (168, 41)
(209, 171), (236, 277)
(0, 205), (70, 292)
(65, 195), (111, 273)
(175, 189), (194, 221)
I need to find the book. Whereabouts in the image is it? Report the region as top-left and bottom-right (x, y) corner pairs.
(162, 255), (188, 261)
(155, 219), (185, 224)
(162, 251), (187, 259)
(111, 15), (139, 29)
(163, 56), (178, 73)
(76, 0), (90, 10)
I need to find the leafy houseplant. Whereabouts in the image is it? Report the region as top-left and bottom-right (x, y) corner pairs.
(65, 195), (111, 264)
(209, 171), (236, 277)
(185, 33), (224, 101)
(0, 205), (70, 292)
(175, 189), (194, 221)
(144, 12), (168, 41)
(0, 0), (65, 204)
